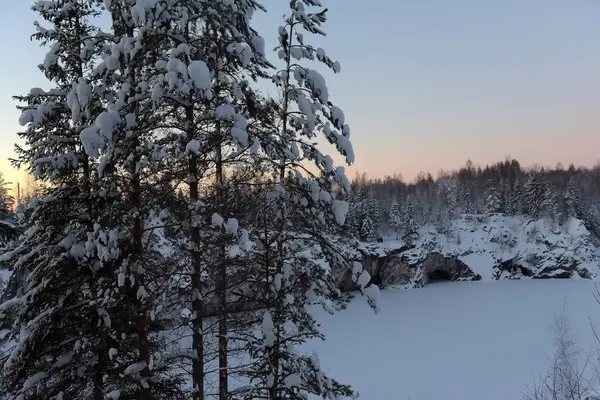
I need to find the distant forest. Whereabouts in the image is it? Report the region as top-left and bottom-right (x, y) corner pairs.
(343, 158), (600, 242)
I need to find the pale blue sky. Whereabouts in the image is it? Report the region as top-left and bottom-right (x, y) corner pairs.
(1, 0), (599, 187)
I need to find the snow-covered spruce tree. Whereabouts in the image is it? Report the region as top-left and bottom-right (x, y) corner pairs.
(190, 4), (272, 397)
(443, 178), (459, 221)
(0, 173), (19, 245)
(512, 179), (523, 215)
(541, 180), (559, 221)
(502, 179), (515, 215)
(341, 188), (359, 236)
(565, 176), (584, 221)
(0, 1), (122, 398)
(367, 189), (380, 236)
(457, 182), (474, 214)
(0, 173), (19, 303)
(79, 2), (189, 397)
(107, 1), (275, 397)
(484, 179), (501, 214)
(402, 195), (418, 246)
(523, 175), (545, 219)
(389, 198), (402, 237)
(346, 186), (365, 238)
(432, 197), (450, 234)
(235, 1), (376, 398)
(360, 213), (375, 242)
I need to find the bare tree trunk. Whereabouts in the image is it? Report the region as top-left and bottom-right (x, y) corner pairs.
(266, 20), (296, 400)
(133, 170), (152, 400)
(85, 156), (106, 400)
(186, 102), (205, 400)
(74, 11), (106, 398)
(124, 19), (152, 398)
(215, 121), (228, 400)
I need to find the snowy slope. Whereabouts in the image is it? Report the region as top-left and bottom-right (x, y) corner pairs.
(351, 216), (600, 289)
(309, 280), (600, 400)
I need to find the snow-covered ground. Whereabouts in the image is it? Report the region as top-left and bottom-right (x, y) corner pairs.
(309, 279), (600, 400)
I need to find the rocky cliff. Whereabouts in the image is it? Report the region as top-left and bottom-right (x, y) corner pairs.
(336, 215), (600, 290)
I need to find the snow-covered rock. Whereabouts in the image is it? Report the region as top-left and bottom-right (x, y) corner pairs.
(340, 215), (600, 289)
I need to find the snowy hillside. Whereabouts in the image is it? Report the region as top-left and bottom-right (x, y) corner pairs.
(310, 279), (600, 400)
(342, 216), (600, 290)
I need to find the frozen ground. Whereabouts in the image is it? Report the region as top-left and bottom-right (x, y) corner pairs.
(309, 279), (600, 400)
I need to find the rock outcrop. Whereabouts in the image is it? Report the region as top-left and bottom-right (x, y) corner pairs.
(335, 216), (600, 291)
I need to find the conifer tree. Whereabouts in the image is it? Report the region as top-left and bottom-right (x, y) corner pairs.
(503, 180), (515, 215)
(235, 1), (372, 398)
(484, 179), (501, 213)
(342, 188), (360, 236)
(120, 1), (268, 396)
(402, 196), (418, 246)
(0, 1), (118, 398)
(389, 198), (402, 237)
(541, 180), (559, 220)
(367, 189), (380, 235)
(351, 186), (366, 237)
(512, 179), (523, 215)
(524, 175), (544, 218)
(443, 178), (459, 221)
(457, 183), (474, 214)
(360, 214), (375, 242)
(0, 173), (18, 244)
(81, 1), (189, 397)
(565, 176), (584, 220)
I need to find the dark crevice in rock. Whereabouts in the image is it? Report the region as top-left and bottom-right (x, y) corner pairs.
(418, 253), (479, 287)
(428, 269), (451, 283)
(337, 249), (480, 291)
(496, 257), (534, 278)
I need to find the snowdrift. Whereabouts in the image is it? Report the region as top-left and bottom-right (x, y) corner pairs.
(339, 215), (600, 289)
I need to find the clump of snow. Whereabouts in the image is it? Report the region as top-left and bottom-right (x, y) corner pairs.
(332, 200), (348, 225)
(211, 213), (224, 228)
(215, 104), (236, 120)
(185, 139), (200, 154)
(188, 60), (211, 90)
(356, 270), (370, 290)
(261, 310), (276, 347)
(225, 218), (239, 235)
(24, 371), (46, 389)
(231, 115), (249, 147)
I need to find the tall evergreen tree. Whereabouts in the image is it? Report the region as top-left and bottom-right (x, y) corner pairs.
(512, 179), (523, 215)
(541, 180), (559, 220)
(565, 176), (584, 220)
(119, 1), (274, 397)
(523, 175), (544, 218)
(360, 213), (376, 242)
(367, 188), (380, 236)
(484, 179), (501, 213)
(389, 198), (402, 237)
(343, 188), (360, 236)
(0, 1), (119, 398)
(402, 196), (418, 246)
(82, 1), (189, 397)
(0, 173), (18, 244)
(353, 187), (367, 236)
(235, 1), (371, 398)
(503, 180), (515, 215)
(457, 183), (474, 214)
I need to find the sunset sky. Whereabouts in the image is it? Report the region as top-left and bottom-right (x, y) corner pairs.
(1, 0), (599, 190)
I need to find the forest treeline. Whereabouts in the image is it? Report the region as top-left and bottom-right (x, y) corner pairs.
(343, 159), (600, 242)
